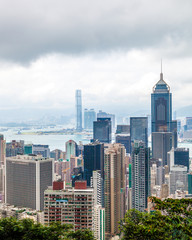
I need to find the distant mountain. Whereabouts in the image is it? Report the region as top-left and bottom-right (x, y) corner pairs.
(0, 108), (74, 124)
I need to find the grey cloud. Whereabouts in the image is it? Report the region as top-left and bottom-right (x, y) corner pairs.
(0, 0), (192, 63)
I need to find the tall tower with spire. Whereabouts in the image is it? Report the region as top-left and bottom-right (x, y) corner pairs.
(151, 70), (172, 132)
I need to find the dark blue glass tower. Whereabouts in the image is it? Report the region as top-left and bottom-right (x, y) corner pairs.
(93, 118), (112, 143)
(151, 72), (172, 132)
(83, 141), (104, 186)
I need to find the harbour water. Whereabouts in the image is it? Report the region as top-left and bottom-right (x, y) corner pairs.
(1, 126), (192, 156)
(0, 126), (90, 151)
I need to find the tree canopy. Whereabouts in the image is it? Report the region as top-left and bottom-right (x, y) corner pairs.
(120, 197), (192, 240)
(0, 217), (94, 240)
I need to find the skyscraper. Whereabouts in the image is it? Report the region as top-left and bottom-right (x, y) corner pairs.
(152, 132), (172, 166)
(91, 170), (104, 207)
(151, 71), (172, 132)
(76, 89), (82, 131)
(5, 155), (54, 211)
(65, 140), (77, 161)
(6, 140), (24, 157)
(84, 141), (104, 186)
(84, 108), (96, 131)
(104, 143), (126, 239)
(167, 148), (189, 171)
(130, 117), (148, 148)
(116, 125), (130, 134)
(93, 118), (112, 143)
(169, 165), (188, 194)
(97, 110), (115, 130)
(116, 134), (131, 154)
(32, 144), (50, 158)
(0, 135), (5, 167)
(131, 141), (150, 212)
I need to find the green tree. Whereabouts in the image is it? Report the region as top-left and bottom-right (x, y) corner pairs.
(0, 217), (94, 240)
(120, 197), (192, 240)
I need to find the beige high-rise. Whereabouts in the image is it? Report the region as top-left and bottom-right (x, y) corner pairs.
(104, 143), (125, 239)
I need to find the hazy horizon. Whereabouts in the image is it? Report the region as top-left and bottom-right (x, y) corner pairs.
(0, 0), (192, 120)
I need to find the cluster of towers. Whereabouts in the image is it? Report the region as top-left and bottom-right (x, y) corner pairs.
(0, 70), (191, 240)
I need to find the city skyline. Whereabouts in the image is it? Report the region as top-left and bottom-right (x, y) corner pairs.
(0, 1), (191, 119)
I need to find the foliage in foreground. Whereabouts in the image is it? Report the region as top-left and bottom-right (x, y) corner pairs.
(120, 197), (192, 240)
(0, 217), (94, 240)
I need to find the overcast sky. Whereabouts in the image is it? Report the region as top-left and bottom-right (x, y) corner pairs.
(0, 0), (192, 118)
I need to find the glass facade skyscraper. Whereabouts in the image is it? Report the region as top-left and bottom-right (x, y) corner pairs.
(93, 118), (112, 143)
(83, 141), (104, 186)
(130, 117), (148, 148)
(151, 72), (172, 132)
(76, 89), (82, 131)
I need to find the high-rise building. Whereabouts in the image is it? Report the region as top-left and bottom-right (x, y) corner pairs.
(76, 89), (82, 131)
(0, 166), (4, 202)
(150, 159), (165, 192)
(65, 140), (77, 161)
(130, 117), (148, 148)
(0, 135), (5, 202)
(71, 166), (83, 187)
(0, 135), (5, 167)
(84, 141), (104, 186)
(169, 165), (188, 194)
(94, 205), (105, 240)
(84, 108), (96, 131)
(54, 159), (70, 183)
(32, 144), (50, 158)
(24, 144), (32, 155)
(93, 118), (112, 143)
(5, 155), (54, 211)
(188, 173), (192, 194)
(167, 148), (189, 171)
(115, 134), (131, 154)
(131, 141), (150, 212)
(97, 110), (115, 130)
(6, 140), (24, 157)
(104, 143), (125, 239)
(186, 117), (192, 130)
(116, 125), (130, 134)
(44, 181), (94, 232)
(171, 120), (178, 148)
(152, 132), (172, 166)
(50, 149), (64, 160)
(91, 170), (104, 207)
(151, 72), (172, 132)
